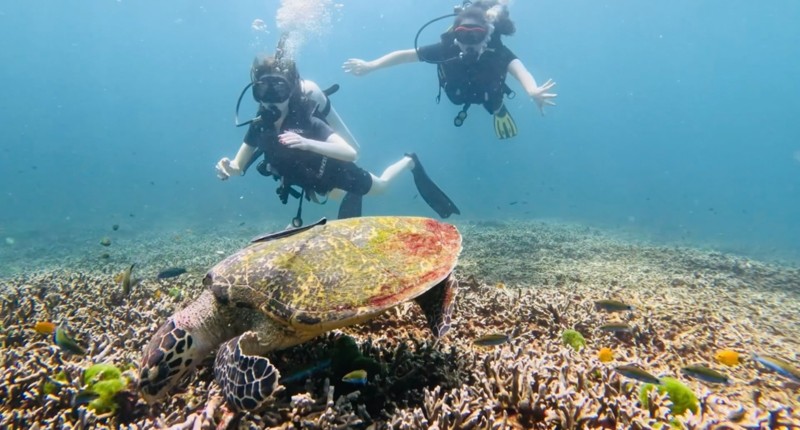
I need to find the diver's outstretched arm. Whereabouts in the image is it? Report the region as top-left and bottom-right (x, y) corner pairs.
(216, 143), (256, 180)
(507, 59), (557, 116)
(342, 49), (419, 76)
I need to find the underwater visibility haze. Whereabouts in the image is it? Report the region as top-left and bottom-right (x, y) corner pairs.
(0, 0), (798, 261)
(1, 1), (799, 428)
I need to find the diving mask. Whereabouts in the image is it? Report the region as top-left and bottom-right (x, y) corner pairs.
(453, 23), (490, 63)
(253, 75), (293, 103)
(453, 24), (488, 45)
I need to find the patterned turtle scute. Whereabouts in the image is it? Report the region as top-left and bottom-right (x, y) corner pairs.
(211, 217), (461, 329)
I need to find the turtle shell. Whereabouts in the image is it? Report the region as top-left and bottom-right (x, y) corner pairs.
(208, 216), (461, 331)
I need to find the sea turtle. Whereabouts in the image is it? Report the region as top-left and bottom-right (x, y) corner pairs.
(138, 216), (461, 411)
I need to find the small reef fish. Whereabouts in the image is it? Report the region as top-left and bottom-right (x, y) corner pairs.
(341, 369), (368, 385)
(614, 365), (661, 385)
(597, 347), (614, 363)
(681, 364), (731, 384)
(751, 353), (800, 383)
(53, 326), (86, 355)
(594, 299), (633, 312)
(99, 237), (112, 247)
(281, 359), (332, 384)
(599, 323), (633, 333)
(727, 406), (746, 422)
(121, 263), (135, 296)
(473, 333), (511, 347)
(34, 321), (57, 335)
(72, 390), (100, 407)
(157, 267), (187, 279)
(112, 224), (119, 231)
(715, 349), (741, 367)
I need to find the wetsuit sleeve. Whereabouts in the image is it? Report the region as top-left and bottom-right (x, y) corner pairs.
(416, 42), (451, 63)
(497, 44), (518, 68)
(243, 123), (260, 147)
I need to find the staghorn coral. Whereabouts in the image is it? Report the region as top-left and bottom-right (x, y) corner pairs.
(1, 220), (799, 428)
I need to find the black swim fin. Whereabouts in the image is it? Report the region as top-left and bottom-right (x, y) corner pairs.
(406, 153), (460, 219)
(337, 192), (363, 219)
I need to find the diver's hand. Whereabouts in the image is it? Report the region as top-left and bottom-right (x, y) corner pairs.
(529, 79), (558, 116)
(279, 132), (311, 151)
(215, 157), (241, 180)
(342, 58), (373, 76)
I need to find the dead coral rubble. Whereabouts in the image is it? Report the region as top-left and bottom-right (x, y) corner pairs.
(1, 221), (799, 428)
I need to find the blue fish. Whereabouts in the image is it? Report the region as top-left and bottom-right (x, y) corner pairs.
(614, 365), (661, 385)
(681, 365), (730, 384)
(280, 359), (332, 384)
(157, 267), (187, 279)
(751, 353), (800, 383)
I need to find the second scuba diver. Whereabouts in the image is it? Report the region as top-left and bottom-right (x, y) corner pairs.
(215, 54), (460, 226)
(343, 0), (557, 140)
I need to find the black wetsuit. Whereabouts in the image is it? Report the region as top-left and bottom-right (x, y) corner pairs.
(243, 104), (372, 196)
(418, 34), (517, 114)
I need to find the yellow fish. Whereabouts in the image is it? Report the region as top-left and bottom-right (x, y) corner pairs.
(714, 349), (740, 367)
(34, 321), (57, 335)
(597, 347), (614, 363)
(121, 263), (135, 296)
(341, 369), (367, 385)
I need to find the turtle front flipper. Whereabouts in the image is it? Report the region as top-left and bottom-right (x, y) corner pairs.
(414, 275), (458, 338)
(214, 332), (282, 411)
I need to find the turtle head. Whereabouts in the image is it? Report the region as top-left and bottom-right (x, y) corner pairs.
(138, 317), (202, 402)
(138, 288), (235, 403)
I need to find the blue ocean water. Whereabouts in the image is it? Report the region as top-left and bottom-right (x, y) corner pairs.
(1, 1), (798, 262)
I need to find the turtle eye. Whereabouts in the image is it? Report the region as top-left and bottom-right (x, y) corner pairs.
(202, 274), (213, 286)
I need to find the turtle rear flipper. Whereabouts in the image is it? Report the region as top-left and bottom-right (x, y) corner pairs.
(214, 332), (282, 411)
(414, 275), (458, 338)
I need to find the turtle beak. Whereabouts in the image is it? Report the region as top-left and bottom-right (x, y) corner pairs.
(138, 318), (201, 403)
(138, 290), (231, 403)
(139, 318), (193, 403)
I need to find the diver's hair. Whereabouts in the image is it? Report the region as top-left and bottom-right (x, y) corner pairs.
(251, 55), (301, 91)
(250, 54), (304, 107)
(457, 1), (515, 36)
(250, 54), (316, 119)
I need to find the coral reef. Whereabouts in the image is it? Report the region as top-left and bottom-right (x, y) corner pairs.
(1, 220), (799, 428)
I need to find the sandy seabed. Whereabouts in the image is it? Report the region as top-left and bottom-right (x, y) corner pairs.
(1, 219), (799, 429)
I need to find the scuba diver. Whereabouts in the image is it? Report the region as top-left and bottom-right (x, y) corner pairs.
(343, 0), (556, 140)
(215, 54), (460, 226)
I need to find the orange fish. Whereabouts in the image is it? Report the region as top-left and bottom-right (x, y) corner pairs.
(597, 347), (614, 363)
(715, 349), (741, 367)
(34, 321), (57, 335)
